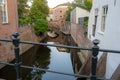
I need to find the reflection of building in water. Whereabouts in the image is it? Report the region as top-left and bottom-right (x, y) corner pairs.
(25, 46), (51, 80)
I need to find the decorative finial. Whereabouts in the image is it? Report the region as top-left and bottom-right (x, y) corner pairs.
(93, 39), (100, 45)
(12, 32), (19, 38)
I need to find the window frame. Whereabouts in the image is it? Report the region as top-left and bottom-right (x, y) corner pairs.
(99, 5), (108, 33)
(92, 8), (98, 37)
(1, 0), (8, 24)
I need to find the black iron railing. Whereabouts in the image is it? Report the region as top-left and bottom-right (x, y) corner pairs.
(0, 32), (120, 80)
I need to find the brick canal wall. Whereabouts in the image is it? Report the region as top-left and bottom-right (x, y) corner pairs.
(18, 26), (40, 54)
(62, 22), (93, 57)
(65, 22), (107, 77)
(69, 23), (93, 75)
(0, 26), (41, 69)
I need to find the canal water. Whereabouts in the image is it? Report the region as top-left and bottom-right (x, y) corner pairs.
(0, 42), (76, 80)
(24, 42), (76, 80)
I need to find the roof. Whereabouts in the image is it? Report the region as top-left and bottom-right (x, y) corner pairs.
(53, 2), (70, 9)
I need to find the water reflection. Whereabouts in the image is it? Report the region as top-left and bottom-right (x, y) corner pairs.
(24, 42), (76, 80)
(0, 42), (76, 80)
(24, 46), (51, 80)
(42, 42), (76, 80)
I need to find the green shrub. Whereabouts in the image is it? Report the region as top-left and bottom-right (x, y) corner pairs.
(34, 19), (49, 35)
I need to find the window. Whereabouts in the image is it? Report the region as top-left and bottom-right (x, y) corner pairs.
(76, 0), (84, 4)
(92, 8), (98, 36)
(60, 10), (62, 13)
(0, 0), (8, 23)
(114, 0), (116, 6)
(80, 0), (84, 4)
(100, 6), (108, 32)
(60, 16), (62, 18)
(78, 17), (84, 26)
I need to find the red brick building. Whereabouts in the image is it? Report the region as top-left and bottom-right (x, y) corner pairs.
(0, 0), (18, 38)
(0, 0), (37, 68)
(48, 2), (70, 28)
(0, 0), (18, 68)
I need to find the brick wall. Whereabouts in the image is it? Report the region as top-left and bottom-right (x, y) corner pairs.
(0, 25), (38, 69)
(70, 22), (93, 58)
(68, 22), (107, 77)
(18, 26), (39, 54)
(0, 0), (18, 68)
(53, 6), (68, 21)
(0, 0), (41, 69)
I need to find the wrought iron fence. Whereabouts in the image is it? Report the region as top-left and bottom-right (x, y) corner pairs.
(0, 32), (120, 80)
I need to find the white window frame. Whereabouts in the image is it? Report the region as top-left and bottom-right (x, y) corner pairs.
(99, 5), (108, 33)
(0, 0), (8, 24)
(92, 8), (98, 37)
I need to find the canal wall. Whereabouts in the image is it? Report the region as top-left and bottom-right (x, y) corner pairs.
(0, 26), (46, 69)
(70, 23), (93, 73)
(47, 22), (92, 76)
(62, 22), (107, 77)
(60, 22), (93, 76)
(0, 45), (41, 80)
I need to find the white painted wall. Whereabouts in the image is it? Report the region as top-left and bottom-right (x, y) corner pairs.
(88, 0), (120, 79)
(70, 8), (76, 23)
(70, 7), (89, 24)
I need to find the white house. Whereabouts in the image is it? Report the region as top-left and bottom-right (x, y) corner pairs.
(88, 0), (120, 79)
(70, 7), (89, 25)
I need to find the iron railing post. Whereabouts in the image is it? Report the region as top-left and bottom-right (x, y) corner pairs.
(91, 39), (100, 80)
(12, 32), (21, 80)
